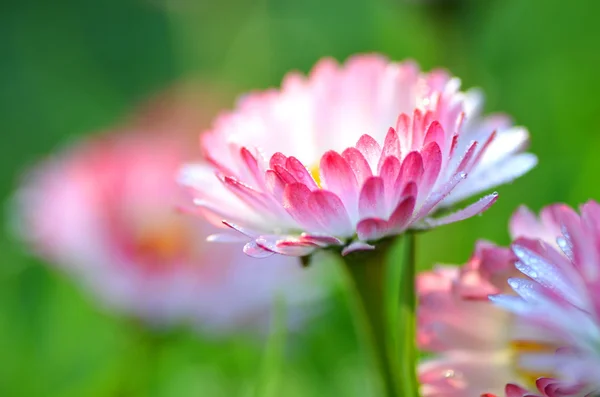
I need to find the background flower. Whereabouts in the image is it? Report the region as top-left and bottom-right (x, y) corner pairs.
(12, 101), (323, 332)
(491, 201), (600, 396)
(181, 55), (535, 257)
(417, 204), (566, 396)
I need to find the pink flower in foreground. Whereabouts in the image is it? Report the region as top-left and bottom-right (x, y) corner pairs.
(181, 54), (536, 257)
(14, 126), (320, 331)
(491, 201), (600, 396)
(417, 204), (567, 396)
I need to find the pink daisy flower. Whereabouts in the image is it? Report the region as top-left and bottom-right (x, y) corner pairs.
(491, 201), (600, 396)
(13, 121), (321, 331)
(417, 204), (567, 396)
(180, 54), (536, 257)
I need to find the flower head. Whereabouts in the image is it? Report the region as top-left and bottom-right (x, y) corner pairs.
(417, 204), (566, 396)
(14, 96), (321, 332)
(181, 54), (536, 257)
(491, 201), (600, 395)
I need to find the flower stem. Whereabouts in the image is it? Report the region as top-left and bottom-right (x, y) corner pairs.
(341, 233), (418, 397)
(396, 232), (419, 397)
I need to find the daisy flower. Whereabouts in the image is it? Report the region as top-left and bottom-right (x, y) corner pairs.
(417, 204), (568, 396)
(491, 201), (600, 396)
(181, 54), (536, 257)
(13, 96), (321, 332)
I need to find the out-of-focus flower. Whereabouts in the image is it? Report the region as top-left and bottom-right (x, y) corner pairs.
(491, 201), (600, 396)
(417, 205), (566, 396)
(13, 90), (321, 332)
(180, 54), (536, 258)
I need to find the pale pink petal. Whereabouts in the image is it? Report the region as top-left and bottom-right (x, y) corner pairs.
(377, 127), (401, 172)
(221, 175), (274, 214)
(504, 384), (530, 397)
(342, 147), (373, 185)
(420, 192), (498, 229)
(356, 134), (382, 172)
(448, 133), (459, 160)
(420, 142), (443, 195)
(411, 109), (425, 150)
(559, 205), (599, 279)
(395, 113), (411, 152)
(509, 205), (541, 240)
(393, 151), (424, 205)
(341, 241), (375, 256)
(453, 140), (478, 175)
(358, 176), (386, 219)
(401, 181), (419, 198)
(378, 156), (402, 210)
(444, 153), (537, 206)
(239, 147), (264, 187)
(299, 233), (343, 246)
(269, 152), (288, 169)
(244, 241), (275, 258)
(286, 156), (318, 190)
(308, 190), (353, 236)
(398, 151), (424, 185)
(272, 164), (296, 184)
(423, 120), (445, 147)
(388, 195), (417, 232)
(378, 158), (401, 190)
(415, 172), (466, 220)
(476, 128), (529, 168)
(256, 236), (317, 257)
(273, 243), (317, 257)
(282, 183), (322, 231)
(222, 220), (257, 238)
(535, 377), (584, 397)
(470, 130), (496, 170)
(356, 218), (388, 241)
(320, 151), (359, 214)
(264, 169), (286, 200)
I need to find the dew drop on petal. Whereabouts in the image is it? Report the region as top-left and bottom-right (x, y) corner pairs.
(443, 369), (455, 378)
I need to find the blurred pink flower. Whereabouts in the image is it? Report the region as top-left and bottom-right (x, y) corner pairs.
(417, 204), (567, 396)
(13, 94), (321, 332)
(491, 201), (600, 396)
(180, 54), (535, 257)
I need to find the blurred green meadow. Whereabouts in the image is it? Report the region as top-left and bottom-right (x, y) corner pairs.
(2, 0), (600, 396)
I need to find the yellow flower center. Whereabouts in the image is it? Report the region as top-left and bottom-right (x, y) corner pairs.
(310, 164), (322, 188)
(510, 339), (555, 386)
(134, 220), (190, 262)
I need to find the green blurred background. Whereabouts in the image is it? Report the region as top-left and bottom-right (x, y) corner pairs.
(2, 0), (599, 395)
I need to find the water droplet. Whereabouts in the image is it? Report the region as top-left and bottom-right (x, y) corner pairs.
(443, 370), (455, 378)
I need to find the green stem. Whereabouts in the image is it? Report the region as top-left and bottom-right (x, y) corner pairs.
(396, 233), (419, 397)
(340, 233), (418, 397)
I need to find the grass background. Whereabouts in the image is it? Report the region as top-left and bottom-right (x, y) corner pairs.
(2, 0), (600, 395)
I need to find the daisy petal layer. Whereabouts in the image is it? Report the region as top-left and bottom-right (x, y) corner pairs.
(182, 54), (535, 256)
